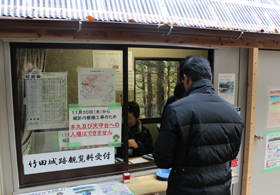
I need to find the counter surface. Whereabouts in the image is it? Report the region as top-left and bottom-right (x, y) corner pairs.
(124, 174), (167, 195)
(124, 171), (238, 195)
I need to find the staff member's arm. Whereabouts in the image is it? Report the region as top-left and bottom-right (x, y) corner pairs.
(153, 107), (179, 169)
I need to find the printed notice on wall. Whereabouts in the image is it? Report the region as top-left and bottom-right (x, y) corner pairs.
(57, 131), (109, 151)
(116, 71), (135, 91)
(267, 89), (280, 128)
(69, 107), (122, 146)
(218, 74), (235, 105)
(264, 133), (280, 169)
(78, 68), (115, 106)
(23, 147), (114, 175)
(93, 50), (133, 73)
(25, 72), (68, 130)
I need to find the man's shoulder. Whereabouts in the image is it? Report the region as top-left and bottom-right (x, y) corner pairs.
(169, 93), (235, 111)
(169, 93), (203, 108)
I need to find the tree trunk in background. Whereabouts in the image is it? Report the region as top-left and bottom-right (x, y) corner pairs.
(156, 61), (164, 116)
(167, 65), (170, 97)
(141, 64), (146, 116)
(147, 62), (152, 117)
(177, 62), (181, 83)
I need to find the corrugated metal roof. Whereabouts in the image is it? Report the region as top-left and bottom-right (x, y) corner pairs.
(0, 0), (279, 34)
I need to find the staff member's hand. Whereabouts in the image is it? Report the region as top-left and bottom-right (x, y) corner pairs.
(128, 139), (138, 149)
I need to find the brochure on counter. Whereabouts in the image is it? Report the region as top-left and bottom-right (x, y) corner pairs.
(18, 180), (134, 195)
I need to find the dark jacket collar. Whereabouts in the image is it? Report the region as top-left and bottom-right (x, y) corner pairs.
(129, 120), (143, 137)
(183, 79), (215, 97)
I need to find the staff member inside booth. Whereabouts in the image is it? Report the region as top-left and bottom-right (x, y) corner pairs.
(128, 101), (154, 157)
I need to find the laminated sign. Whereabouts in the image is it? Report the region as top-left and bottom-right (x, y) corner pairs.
(25, 72), (68, 130)
(69, 106), (122, 146)
(23, 147), (114, 175)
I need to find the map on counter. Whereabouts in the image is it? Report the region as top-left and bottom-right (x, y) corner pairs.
(25, 72), (68, 130)
(78, 68), (115, 106)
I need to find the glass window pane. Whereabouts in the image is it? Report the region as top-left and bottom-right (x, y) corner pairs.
(135, 59), (181, 118)
(126, 47), (209, 169)
(17, 48), (125, 176)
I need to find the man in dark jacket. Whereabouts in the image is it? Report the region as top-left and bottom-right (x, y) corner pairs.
(162, 82), (185, 116)
(153, 55), (244, 195)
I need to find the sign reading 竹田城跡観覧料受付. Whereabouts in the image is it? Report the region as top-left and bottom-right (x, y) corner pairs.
(23, 147), (115, 175)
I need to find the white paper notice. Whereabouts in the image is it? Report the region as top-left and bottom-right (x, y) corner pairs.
(115, 71), (134, 91)
(128, 51), (133, 72)
(23, 147), (115, 175)
(107, 51), (122, 71)
(25, 72), (68, 130)
(93, 50), (123, 72)
(218, 74), (235, 105)
(264, 133), (280, 169)
(57, 131), (109, 151)
(69, 107), (122, 146)
(93, 50), (133, 73)
(120, 51), (133, 72)
(78, 68), (115, 106)
(93, 51), (107, 68)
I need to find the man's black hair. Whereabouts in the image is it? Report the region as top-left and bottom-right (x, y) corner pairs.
(128, 101), (140, 119)
(174, 82), (185, 99)
(180, 55), (212, 82)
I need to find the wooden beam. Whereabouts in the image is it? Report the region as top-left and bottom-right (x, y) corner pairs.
(0, 19), (279, 41)
(0, 29), (279, 49)
(242, 48), (258, 195)
(73, 30), (280, 49)
(0, 29), (74, 40)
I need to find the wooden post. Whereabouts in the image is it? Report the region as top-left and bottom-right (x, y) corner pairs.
(242, 48), (258, 195)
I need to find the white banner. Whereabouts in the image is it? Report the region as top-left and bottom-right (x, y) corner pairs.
(23, 147), (114, 175)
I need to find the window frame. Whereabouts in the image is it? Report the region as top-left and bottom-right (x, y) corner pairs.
(10, 43), (129, 187)
(10, 43), (214, 187)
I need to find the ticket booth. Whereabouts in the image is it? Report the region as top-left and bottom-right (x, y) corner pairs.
(0, 40), (249, 195)
(0, 1), (279, 194)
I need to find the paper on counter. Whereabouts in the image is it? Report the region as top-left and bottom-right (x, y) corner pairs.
(129, 157), (149, 164)
(96, 180), (133, 195)
(18, 187), (70, 195)
(70, 184), (103, 194)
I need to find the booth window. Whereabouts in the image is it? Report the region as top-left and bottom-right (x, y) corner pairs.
(11, 44), (129, 187)
(11, 44), (210, 186)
